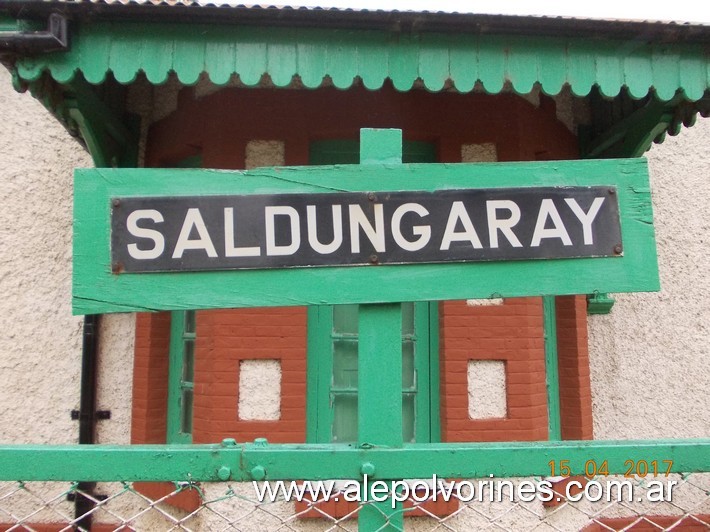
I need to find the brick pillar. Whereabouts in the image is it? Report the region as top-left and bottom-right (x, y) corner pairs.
(555, 295), (594, 440)
(131, 312), (171, 444)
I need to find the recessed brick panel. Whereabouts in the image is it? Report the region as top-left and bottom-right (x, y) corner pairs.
(193, 307), (307, 444)
(237, 360), (282, 421)
(440, 298), (549, 442)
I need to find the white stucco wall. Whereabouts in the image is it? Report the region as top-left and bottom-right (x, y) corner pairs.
(589, 117), (710, 439)
(0, 67), (136, 445)
(0, 67), (90, 443)
(95, 313), (135, 444)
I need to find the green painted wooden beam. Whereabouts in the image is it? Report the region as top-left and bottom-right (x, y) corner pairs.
(427, 303), (441, 443)
(359, 128), (402, 165)
(357, 130), (404, 449)
(357, 129), (405, 532)
(0, 440), (707, 482)
(73, 158), (660, 314)
(305, 306), (325, 444)
(239, 439), (710, 481)
(358, 303), (404, 530)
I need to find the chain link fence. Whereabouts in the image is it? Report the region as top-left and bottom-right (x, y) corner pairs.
(1, 473), (708, 531)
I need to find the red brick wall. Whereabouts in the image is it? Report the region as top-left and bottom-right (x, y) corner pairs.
(440, 298), (548, 442)
(192, 307), (307, 444)
(556, 295), (594, 440)
(130, 308), (305, 445)
(438, 296), (593, 442)
(131, 312), (171, 444)
(132, 298), (590, 445)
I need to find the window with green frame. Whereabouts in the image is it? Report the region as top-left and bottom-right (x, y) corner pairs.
(306, 139), (440, 444)
(166, 154), (201, 444)
(167, 310), (196, 444)
(307, 303), (439, 443)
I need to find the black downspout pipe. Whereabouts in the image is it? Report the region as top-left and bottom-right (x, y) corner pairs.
(75, 314), (99, 530)
(0, 13), (68, 55)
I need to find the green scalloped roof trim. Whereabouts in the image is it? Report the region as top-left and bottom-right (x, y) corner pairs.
(15, 21), (710, 101)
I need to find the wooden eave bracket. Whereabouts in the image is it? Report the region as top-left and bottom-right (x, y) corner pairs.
(583, 92), (710, 159)
(23, 73), (139, 168)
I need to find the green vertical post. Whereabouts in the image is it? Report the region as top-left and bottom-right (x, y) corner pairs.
(358, 129), (405, 532)
(543, 296), (562, 441)
(358, 304), (403, 445)
(306, 306), (334, 443)
(358, 305), (404, 530)
(167, 310), (194, 444)
(360, 128), (403, 166)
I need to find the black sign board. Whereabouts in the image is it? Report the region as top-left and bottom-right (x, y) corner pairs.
(111, 187), (622, 273)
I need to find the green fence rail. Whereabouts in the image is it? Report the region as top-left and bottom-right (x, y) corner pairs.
(1, 439), (708, 482)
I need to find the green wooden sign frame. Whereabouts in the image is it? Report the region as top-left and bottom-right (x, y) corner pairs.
(73, 156), (658, 315)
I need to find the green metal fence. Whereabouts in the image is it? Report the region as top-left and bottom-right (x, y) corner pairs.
(0, 440), (708, 531)
(0, 469), (708, 531)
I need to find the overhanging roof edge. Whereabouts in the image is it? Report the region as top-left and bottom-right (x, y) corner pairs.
(1, 1), (710, 43)
(8, 20), (710, 103)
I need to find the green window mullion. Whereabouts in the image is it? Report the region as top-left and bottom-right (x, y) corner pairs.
(330, 334), (358, 341)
